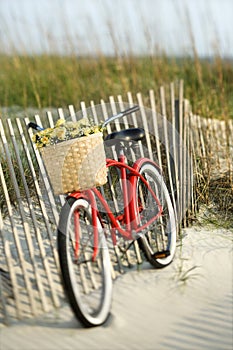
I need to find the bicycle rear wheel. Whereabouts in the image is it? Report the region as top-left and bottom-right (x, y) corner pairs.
(58, 197), (112, 327)
(136, 162), (177, 268)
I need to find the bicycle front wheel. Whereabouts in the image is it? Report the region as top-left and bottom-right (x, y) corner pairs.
(136, 162), (177, 268)
(58, 197), (112, 327)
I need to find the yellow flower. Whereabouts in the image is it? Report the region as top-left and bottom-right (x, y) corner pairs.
(93, 126), (100, 133)
(32, 134), (37, 143)
(41, 136), (50, 145)
(55, 127), (66, 140)
(83, 127), (92, 136)
(55, 119), (65, 127)
(43, 127), (53, 134)
(65, 121), (77, 129)
(70, 130), (80, 138)
(37, 142), (44, 149)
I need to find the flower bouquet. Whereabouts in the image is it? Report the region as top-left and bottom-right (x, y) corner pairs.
(32, 118), (104, 148)
(32, 118), (107, 195)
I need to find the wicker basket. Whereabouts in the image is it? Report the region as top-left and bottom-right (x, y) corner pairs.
(40, 133), (107, 195)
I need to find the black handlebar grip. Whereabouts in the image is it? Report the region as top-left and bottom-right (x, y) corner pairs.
(27, 122), (44, 131)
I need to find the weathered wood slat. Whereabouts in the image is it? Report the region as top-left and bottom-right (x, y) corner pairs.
(0, 273), (8, 324)
(68, 105), (76, 121)
(90, 101), (99, 125)
(188, 116), (198, 216)
(149, 89), (163, 169)
(229, 120), (233, 178)
(160, 86), (178, 223)
(136, 93), (154, 160)
(177, 81), (184, 225)
(169, 83), (180, 225)
(0, 207), (20, 321)
(184, 101), (193, 223)
(127, 91), (145, 157)
(47, 111), (55, 128)
(182, 99), (190, 227)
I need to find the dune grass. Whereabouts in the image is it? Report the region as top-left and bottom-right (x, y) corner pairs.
(0, 53), (232, 120)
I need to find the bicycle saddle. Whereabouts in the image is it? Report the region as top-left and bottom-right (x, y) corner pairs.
(105, 128), (145, 146)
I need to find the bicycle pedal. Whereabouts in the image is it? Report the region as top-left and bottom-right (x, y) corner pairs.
(153, 250), (170, 259)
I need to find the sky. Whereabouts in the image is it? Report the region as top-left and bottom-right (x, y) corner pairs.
(0, 0), (232, 57)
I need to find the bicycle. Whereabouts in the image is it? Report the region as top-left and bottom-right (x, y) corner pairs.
(29, 105), (177, 328)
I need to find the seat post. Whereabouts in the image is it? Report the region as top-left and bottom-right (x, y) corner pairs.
(116, 146), (131, 230)
(115, 142), (126, 161)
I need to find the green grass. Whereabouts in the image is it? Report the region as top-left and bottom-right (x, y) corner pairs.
(0, 54), (232, 120)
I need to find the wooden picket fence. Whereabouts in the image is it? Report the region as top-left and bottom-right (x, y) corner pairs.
(190, 114), (233, 178)
(0, 80), (232, 325)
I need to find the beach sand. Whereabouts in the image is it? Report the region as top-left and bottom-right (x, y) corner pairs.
(0, 223), (232, 350)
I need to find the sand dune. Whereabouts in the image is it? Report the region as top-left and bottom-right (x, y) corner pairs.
(0, 224), (232, 350)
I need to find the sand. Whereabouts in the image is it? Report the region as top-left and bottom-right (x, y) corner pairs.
(0, 222), (232, 350)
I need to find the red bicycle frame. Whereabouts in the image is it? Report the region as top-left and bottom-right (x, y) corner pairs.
(69, 157), (163, 261)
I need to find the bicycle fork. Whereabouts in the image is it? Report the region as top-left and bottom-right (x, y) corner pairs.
(73, 191), (100, 262)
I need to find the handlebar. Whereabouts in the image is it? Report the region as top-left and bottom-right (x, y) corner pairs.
(27, 122), (44, 131)
(27, 105), (140, 131)
(102, 105), (139, 127)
